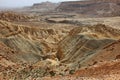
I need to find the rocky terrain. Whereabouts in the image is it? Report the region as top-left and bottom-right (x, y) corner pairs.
(0, 0), (120, 80)
(56, 24), (120, 68)
(0, 11), (33, 21)
(0, 12), (74, 79)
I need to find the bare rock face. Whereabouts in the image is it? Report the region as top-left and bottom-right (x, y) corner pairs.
(82, 40), (120, 67)
(56, 24), (120, 68)
(57, 0), (120, 17)
(0, 20), (62, 64)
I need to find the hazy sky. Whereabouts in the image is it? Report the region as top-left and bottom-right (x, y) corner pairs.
(0, 0), (79, 8)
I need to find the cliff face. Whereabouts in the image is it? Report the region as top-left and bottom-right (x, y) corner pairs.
(57, 0), (120, 17)
(30, 1), (59, 12)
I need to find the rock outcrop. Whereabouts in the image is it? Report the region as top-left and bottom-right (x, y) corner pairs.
(82, 39), (120, 67)
(56, 24), (120, 69)
(0, 11), (32, 21)
(0, 20), (63, 64)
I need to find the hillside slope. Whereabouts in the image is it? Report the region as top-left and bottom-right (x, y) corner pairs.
(56, 24), (120, 69)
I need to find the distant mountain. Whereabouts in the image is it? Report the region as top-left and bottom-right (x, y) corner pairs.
(57, 0), (120, 17)
(23, 1), (60, 12)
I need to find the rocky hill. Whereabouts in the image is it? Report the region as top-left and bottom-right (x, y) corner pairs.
(0, 20), (63, 63)
(0, 19), (67, 79)
(0, 11), (32, 21)
(57, 0), (120, 17)
(41, 27), (120, 80)
(56, 24), (120, 69)
(27, 1), (59, 12)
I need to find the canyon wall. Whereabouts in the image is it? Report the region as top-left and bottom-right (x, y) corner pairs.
(57, 0), (120, 17)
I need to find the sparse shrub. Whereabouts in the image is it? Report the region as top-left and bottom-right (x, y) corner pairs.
(69, 69), (75, 75)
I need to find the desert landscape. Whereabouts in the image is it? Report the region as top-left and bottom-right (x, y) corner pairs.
(0, 0), (120, 80)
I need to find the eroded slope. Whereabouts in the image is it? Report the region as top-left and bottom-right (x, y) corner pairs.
(0, 20), (65, 64)
(0, 11), (32, 21)
(57, 24), (120, 69)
